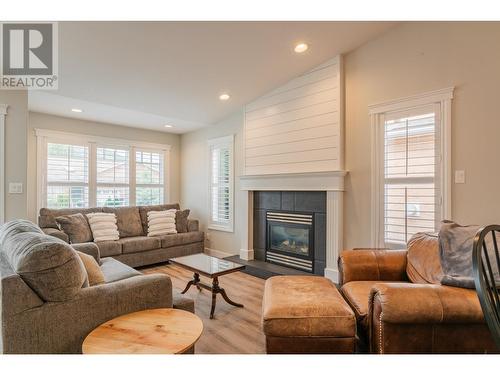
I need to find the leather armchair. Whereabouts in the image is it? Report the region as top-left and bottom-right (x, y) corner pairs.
(339, 248), (498, 353)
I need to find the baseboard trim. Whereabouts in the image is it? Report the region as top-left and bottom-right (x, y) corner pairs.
(324, 267), (339, 283)
(204, 247), (234, 259)
(239, 248), (254, 261)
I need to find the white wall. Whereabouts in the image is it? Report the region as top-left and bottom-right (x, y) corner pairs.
(344, 22), (500, 248)
(27, 112), (181, 221)
(0, 91), (28, 221)
(181, 110), (245, 255)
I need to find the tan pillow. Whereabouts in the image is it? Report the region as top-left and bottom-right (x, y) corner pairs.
(55, 213), (93, 244)
(76, 251), (105, 286)
(86, 213), (119, 242)
(406, 232), (444, 284)
(176, 209), (190, 233)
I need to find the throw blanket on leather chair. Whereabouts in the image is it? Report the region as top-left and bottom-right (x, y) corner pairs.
(439, 220), (500, 289)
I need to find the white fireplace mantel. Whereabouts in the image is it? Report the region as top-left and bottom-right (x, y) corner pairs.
(239, 170), (348, 283)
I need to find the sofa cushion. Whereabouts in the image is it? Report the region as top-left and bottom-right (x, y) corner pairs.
(55, 213), (93, 244)
(95, 240), (122, 257)
(119, 236), (161, 254)
(262, 275), (355, 337)
(407, 232), (443, 285)
(0, 219), (88, 302)
(99, 257), (142, 283)
(175, 209), (190, 233)
(103, 206), (144, 238)
(39, 207), (103, 229)
(76, 251), (105, 286)
(161, 231), (204, 248)
(139, 204), (180, 234)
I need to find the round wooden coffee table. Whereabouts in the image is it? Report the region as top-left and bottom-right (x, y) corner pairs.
(82, 308), (203, 354)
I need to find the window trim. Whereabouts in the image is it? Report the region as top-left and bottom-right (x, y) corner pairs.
(35, 128), (171, 212)
(207, 134), (234, 233)
(0, 104), (8, 225)
(369, 87), (453, 248)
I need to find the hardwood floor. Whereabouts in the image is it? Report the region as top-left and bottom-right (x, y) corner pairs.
(141, 262), (266, 354)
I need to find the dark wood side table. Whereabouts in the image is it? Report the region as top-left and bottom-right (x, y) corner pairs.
(170, 253), (245, 319)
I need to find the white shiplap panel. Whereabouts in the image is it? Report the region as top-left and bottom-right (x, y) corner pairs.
(245, 160), (339, 176)
(246, 101), (338, 130)
(246, 148), (338, 167)
(245, 77), (337, 113)
(245, 136), (338, 158)
(246, 112), (338, 139)
(250, 62), (337, 105)
(244, 55), (343, 176)
(246, 125), (338, 149)
(246, 88), (338, 122)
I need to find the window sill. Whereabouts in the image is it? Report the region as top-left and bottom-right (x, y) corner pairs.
(208, 225), (234, 233)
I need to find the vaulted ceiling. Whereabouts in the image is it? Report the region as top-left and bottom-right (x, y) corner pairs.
(29, 21), (397, 133)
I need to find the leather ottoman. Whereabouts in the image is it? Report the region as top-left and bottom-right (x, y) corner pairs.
(262, 275), (356, 354)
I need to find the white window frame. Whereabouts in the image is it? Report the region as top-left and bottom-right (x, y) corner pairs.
(35, 129), (171, 212)
(207, 134), (234, 233)
(0, 104), (8, 225)
(134, 147), (166, 206)
(369, 87), (454, 248)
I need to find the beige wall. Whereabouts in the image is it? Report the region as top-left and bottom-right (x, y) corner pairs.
(180, 110), (245, 255)
(344, 22), (500, 248)
(0, 91), (28, 221)
(27, 112), (181, 221)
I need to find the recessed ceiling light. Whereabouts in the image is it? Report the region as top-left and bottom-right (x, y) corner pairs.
(164, 124), (173, 128)
(219, 93), (230, 101)
(294, 43), (308, 53)
(71, 108), (83, 113)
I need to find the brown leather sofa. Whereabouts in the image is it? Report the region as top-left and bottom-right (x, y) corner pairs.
(338, 233), (498, 353)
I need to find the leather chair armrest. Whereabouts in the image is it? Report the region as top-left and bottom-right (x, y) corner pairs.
(368, 282), (485, 325)
(71, 242), (100, 264)
(42, 227), (69, 243)
(367, 282), (490, 354)
(338, 249), (408, 285)
(188, 219), (199, 232)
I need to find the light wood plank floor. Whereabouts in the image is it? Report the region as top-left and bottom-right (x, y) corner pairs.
(141, 263), (266, 354)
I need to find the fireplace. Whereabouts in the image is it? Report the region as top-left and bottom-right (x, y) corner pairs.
(266, 211), (314, 272)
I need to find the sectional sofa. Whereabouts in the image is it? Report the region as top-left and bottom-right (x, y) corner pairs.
(38, 203), (204, 267)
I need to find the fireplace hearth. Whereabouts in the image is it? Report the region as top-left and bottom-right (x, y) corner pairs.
(266, 211), (314, 272)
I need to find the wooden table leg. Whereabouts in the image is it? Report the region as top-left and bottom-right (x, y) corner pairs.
(209, 277), (244, 319)
(181, 272), (200, 294)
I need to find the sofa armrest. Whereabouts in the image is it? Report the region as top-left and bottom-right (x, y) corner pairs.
(71, 242), (100, 263)
(188, 219), (199, 232)
(338, 249), (408, 285)
(368, 282), (491, 353)
(173, 293), (195, 313)
(3, 273), (173, 353)
(41, 227), (69, 243)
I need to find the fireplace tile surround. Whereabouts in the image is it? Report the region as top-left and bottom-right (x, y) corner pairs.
(253, 191), (326, 275)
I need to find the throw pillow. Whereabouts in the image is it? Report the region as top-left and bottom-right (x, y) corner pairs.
(406, 232), (443, 284)
(147, 209), (177, 237)
(439, 220), (500, 288)
(76, 251), (105, 286)
(86, 213), (120, 242)
(176, 209), (190, 233)
(55, 213), (93, 244)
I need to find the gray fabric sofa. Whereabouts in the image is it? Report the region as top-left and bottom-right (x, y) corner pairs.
(0, 219), (194, 354)
(38, 203), (204, 268)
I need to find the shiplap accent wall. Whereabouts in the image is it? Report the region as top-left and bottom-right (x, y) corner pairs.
(243, 55), (343, 176)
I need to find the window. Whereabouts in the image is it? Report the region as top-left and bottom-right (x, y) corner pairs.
(135, 149), (164, 206)
(370, 88), (453, 248)
(46, 142), (89, 208)
(208, 135), (234, 232)
(96, 146), (130, 207)
(37, 130), (170, 210)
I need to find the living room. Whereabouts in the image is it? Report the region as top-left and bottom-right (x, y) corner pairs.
(1, 0), (500, 372)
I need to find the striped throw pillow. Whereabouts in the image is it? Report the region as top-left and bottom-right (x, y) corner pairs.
(147, 209), (177, 237)
(86, 213), (119, 242)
